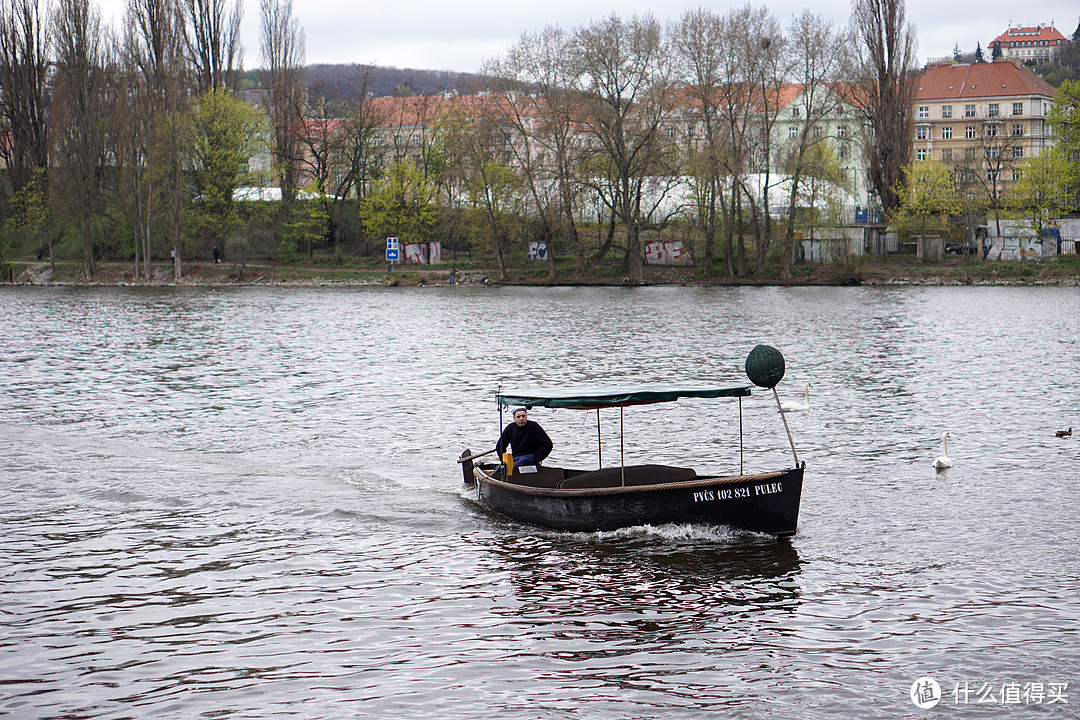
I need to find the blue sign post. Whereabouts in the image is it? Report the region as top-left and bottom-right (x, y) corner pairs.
(386, 237), (399, 272)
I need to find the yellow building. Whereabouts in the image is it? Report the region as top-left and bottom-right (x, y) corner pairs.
(914, 60), (1055, 194)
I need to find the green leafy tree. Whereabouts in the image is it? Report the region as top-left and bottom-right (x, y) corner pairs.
(190, 88), (267, 255)
(784, 141), (849, 241)
(1007, 151), (1076, 235)
(1047, 80), (1080, 207)
(358, 159), (438, 248)
(440, 102), (526, 280)
(974, 42), (985, 63)
(280, 196), (328, 262)
(3, 166), (52, 269)
(890, 158), (962, 235)
(1032, 22), (1080, 86)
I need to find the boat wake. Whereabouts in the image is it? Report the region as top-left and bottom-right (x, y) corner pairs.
(594, 522), (771, 544)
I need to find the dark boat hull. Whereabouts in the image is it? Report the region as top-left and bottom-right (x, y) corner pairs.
(474, 465), (804, 536)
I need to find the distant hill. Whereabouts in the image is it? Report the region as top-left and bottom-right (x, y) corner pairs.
(239, 63), (487, 100)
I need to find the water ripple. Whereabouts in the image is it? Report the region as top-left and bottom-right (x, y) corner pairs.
(2, 285), (1079, 718)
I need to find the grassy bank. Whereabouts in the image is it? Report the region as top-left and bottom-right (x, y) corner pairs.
(5, 252), (1080, 287)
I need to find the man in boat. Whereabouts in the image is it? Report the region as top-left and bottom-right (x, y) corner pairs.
(496, 407), (553, 468)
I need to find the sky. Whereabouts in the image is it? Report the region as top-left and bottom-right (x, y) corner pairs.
(94, 0), (1078, 75)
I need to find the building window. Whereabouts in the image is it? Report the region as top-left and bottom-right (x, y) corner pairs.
(1012, 102), (1023, 115)
(812, 125), (823, 137)
(789, 126), (797, 138)
(965, 148), (977, 160)
(965, 125), (976, 138)
(916, 148), (927, 160)
(942, 127), (952, 139)
(916, 127), (927, 140)
(942, 105), (952, 118)
(1013, 146), (1023, 159)
(837, 125), (847, 138)
(989, 103), (999, 117)
(987, 147), (999, 159)
(1012, 124), (1023, 136)
(918, 106), (929, 118)
(942, 148), (953, 161)
(986, 169), (997, 182)
(986, 125), (998, 138)
(965, 104), (976, 118)
(838, 146), (848, 159)
(1013, 169), (1022, 181)
(792, 107), (800, 117)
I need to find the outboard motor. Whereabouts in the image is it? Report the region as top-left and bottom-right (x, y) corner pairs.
(460, 449), (476, 486)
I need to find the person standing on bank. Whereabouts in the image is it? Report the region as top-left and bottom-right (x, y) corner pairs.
(496, 407), (553, 468)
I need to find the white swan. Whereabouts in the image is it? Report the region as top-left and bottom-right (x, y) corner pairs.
(780, 382), (811, 413)
(933, 431), (952, 470)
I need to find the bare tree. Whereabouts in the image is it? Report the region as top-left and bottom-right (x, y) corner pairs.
(381, 89), (444, 185)
(707, 4), (784, 277)
(0, 0), (50, 194)
(743, 7), (787, 272)
(571, 12), (675, 283)
(296, 69), (382, 250)
(441, 101), (523, 280)
(968, 110), (1026, 237)
(779, 11), (850, 277)
(671, 8), (728, 276)
(849, 0), (918, 214)
(482, 25), (588, 277)
(112, 18), (156, 278)
(126, 0), (191, 280)
(260, 0), (304, 205)
(50, 0), (111, 279)
(182, 0), (242, 92)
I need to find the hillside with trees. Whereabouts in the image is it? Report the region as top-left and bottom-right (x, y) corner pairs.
(1, 0), (1078, 286)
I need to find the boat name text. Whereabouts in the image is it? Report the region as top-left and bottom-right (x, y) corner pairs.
(692, 482), (783, 503)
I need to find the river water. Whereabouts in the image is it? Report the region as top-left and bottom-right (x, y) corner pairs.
(1, 284), (1078, 719)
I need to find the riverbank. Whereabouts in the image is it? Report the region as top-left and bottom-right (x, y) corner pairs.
(7, 254), (1080, 287)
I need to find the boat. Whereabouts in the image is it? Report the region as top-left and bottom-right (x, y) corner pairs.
(459, 345), (806, 536)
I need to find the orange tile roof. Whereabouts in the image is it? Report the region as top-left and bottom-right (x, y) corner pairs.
(991, 24), (1068, 47)
(915, 60), (1055, 100)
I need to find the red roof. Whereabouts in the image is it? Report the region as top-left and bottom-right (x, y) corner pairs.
(915, 60), (1055, 100)
(991, 24), (1068, 47)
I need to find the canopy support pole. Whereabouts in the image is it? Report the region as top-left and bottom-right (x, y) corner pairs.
(772, 387), (799, 465)
(739, 396), (744, 475)
(596, 409), (602, 468)
(620, 405), (625, 486)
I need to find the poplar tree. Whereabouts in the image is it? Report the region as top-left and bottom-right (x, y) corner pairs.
(50, 0), (110, 280)
(848, 0), (917, 214)
(0, 0), (50, 194)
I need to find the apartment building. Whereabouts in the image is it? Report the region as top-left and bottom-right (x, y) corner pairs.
(914, 60), (1055, 190)
(766, 83), (870, 218)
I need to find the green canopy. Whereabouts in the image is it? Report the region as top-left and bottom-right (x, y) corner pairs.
(497, 384), (752, 410)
